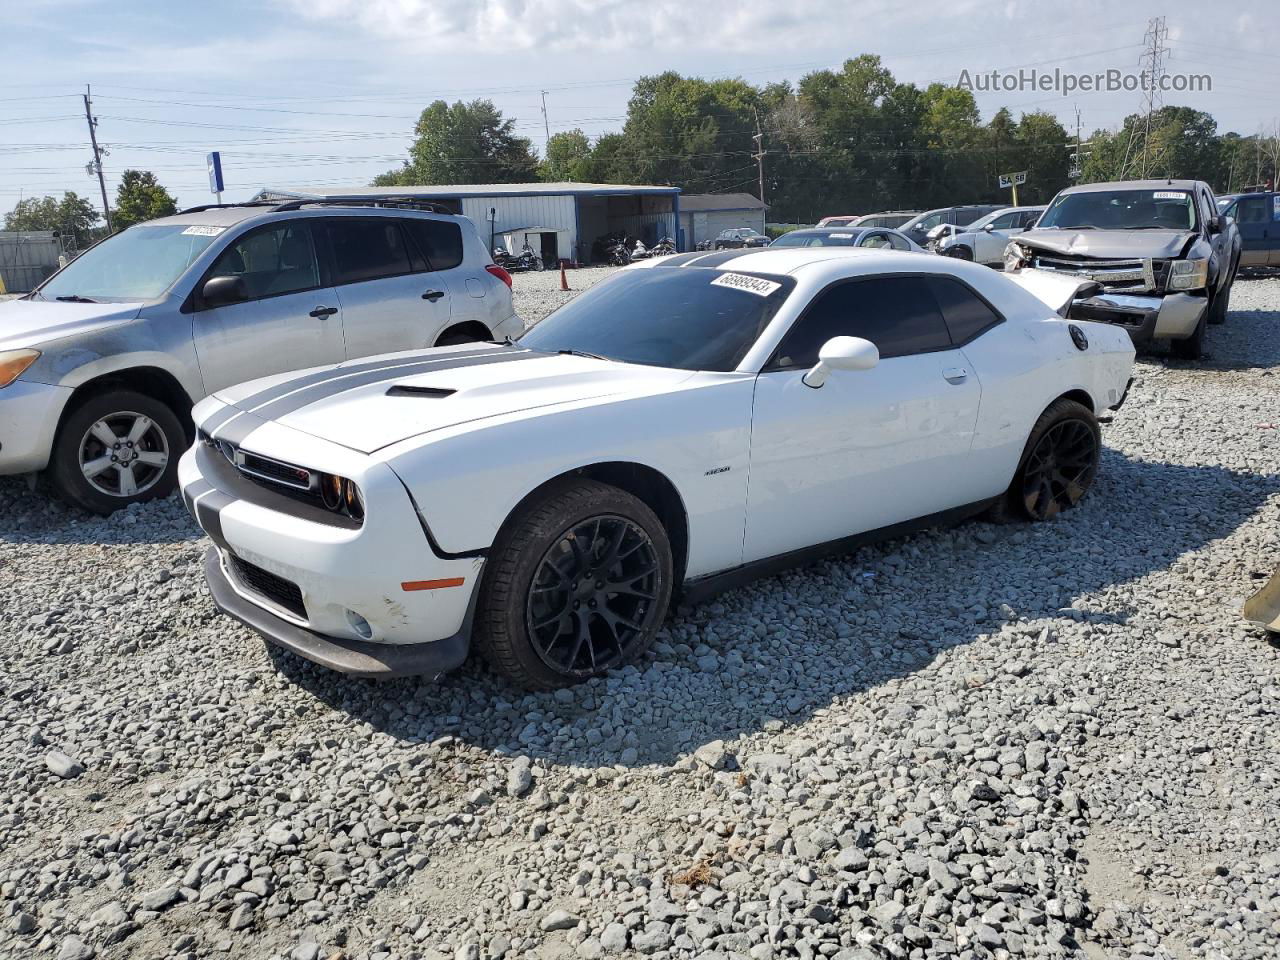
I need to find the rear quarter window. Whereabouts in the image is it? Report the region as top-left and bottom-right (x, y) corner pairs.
(927, 276), (1004, 344)
(404, 218), (464, 271)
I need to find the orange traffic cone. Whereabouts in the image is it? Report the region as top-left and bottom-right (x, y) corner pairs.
(559, 262), (570, 291)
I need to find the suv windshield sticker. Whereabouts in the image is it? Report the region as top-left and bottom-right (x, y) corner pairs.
(711, 272), (782, 297)
(1153, 191), (1188, 200)
(181, 225), (226, 237)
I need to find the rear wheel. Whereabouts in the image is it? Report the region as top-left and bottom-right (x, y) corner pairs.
(49, 389), (184, 515)
(475, 479), (673, 689)
(989, 398), (1100, 522)
(435, 325), (488, 346)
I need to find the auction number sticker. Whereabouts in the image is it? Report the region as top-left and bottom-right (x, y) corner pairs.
(1152, 191), (1187, 200)
(829, 232), (854, 238)
(182, 225), (226, 236)
(711, 272), (781, 297)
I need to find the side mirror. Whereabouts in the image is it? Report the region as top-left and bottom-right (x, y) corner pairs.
(803, 336), (879, 388)
(201, 275), (248, 308)
(983, 223), (995, 232)
(1207, 214), (1224, 235)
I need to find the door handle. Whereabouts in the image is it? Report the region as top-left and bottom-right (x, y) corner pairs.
(422, 290), (445, 302)
(309, 306), (338, 319)
(943, 367), (968, 384)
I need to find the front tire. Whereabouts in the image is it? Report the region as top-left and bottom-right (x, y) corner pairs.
(475, 479), (673, 689)
(49, 389), (184, 515)
(989, 398), (1100, 522)
(945, 245), (973, 260)
(1206, 264), (1235, 325)
(1170, 310), (1207, 360)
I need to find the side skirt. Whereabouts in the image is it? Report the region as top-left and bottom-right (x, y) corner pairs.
(679, 497), (999, 606)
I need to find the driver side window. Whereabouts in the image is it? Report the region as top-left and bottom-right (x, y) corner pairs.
(208, 223), (319, 301)
(770, 276), (953, 369)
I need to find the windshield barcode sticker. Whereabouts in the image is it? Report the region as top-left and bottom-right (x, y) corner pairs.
(829, 232), (854, 238)
(711, 272), (781, 297)
(1153, 191), (1187, 200)
(182, 225), (225, 236)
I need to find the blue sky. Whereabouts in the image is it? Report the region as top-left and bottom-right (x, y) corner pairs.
(2, 0), (1276, 212)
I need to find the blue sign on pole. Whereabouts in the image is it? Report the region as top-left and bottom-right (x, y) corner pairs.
(206, 152), (224, 195)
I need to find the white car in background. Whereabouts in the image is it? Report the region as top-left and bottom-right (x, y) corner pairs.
(931, 206), (1046, 267)
(180, 248), (1134, 689)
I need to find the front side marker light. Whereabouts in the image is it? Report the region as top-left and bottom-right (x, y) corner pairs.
(0, 349), (40, 388)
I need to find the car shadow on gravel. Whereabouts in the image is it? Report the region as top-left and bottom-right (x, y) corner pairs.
(0, 479), (201, 546)
(264, 449), (1277, 770)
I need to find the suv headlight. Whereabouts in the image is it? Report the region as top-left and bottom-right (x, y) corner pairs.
(0, 349), (40, 388)
(1167, 258), (1209, 291)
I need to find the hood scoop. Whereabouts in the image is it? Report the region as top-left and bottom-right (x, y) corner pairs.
(385, 385), (456, 398)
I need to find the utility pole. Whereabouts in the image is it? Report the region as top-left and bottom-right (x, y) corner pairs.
(1074, 107), (1082, 183)
(752, 109), (765, 203)
(540, 90), (551, 156)
(83, 84), (113, 233)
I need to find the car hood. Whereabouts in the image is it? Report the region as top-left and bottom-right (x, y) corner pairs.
(212, 344), (697, 454)
(1015, 229), (1195, 260)
(0, 298), (145, 351)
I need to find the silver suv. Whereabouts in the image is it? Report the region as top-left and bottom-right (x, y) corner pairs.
(0, 197), (523, 513)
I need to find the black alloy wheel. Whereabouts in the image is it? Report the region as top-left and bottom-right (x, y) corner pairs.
(1020, 418), (1098, 520)
(526, 515), (660, 678)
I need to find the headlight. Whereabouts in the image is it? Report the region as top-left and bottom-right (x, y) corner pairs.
(1004, 242), (1026, 271)
(0, 349), (40, 388)
(1167, 258), (1209, 291)
(318, 472), (364, 520)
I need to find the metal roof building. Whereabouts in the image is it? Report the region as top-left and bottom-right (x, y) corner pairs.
(254, 183), (682, 264)
(676, 193), (768, 249)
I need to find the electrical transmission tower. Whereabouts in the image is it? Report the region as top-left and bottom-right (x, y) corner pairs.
(1121, 17), (1169, 179)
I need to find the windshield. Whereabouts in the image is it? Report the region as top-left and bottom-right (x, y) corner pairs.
(734, 229), (762, 238)
(770, 230), (862, 247)
(518, 267), (795, 371)
(1038, 189), (1198, 231)
(37, 224), (220, 302)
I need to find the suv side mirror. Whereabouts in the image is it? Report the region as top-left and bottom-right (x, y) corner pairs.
(1207, 214), (1224, 235)
(201, 275), (249, 308)
(983, 223), (995, 232)
(803, 336), (879, 388)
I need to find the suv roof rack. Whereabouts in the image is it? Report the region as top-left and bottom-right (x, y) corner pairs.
(177, 196), (457, 216)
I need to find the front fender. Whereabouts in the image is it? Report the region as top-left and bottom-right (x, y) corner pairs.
(381, 376), (756, 579)
(28, 318), (204, 402)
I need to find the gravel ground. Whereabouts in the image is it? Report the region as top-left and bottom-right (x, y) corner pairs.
(1, 271), (1278, 960)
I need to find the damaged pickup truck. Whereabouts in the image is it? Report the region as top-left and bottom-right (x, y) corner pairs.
(1004, 179), (1241, 359)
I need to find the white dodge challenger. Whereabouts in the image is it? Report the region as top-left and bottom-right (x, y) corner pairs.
(180, 248), (1134, 689)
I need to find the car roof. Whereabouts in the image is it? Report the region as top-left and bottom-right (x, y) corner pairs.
(1058, 179), (1203, 194)
(145, 201), (463, 231)
(639, 246), (937, 277)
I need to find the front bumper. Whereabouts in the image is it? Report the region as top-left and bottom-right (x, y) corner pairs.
(180, 436), (483, 677)
(0, 379), (72, 474)
(1068, 291), (1207, 343)
(203, 548), (470, 678)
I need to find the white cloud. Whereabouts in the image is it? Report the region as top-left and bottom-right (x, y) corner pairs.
(279, 0), (914, 53)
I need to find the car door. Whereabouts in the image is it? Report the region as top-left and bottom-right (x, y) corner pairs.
(322, 217), (453, 359)
(743, 274), (982, 562)
(1231, 196), (1271, 267)
(192, 220), (345, 394)
(976, 211), (1021, 264)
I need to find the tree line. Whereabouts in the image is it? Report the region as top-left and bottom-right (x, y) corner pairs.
(376, 55), (1279, 222)
(3, 170), (176, 248)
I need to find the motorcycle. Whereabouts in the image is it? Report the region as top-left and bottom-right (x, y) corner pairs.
(631, 240), (650, 260)
(494, 243), (545, 272)
(605, 239), (633, 266)
(651, 236), (676, 257)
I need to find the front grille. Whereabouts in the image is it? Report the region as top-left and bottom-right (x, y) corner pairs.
(227, 554), (306, 621)
(239, 451), (312, 491)
(1032, 254), (1161, 293)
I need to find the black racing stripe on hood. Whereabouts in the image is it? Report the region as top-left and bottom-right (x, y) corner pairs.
(231, 345), (507, 412)
(248, 348), (543, 423)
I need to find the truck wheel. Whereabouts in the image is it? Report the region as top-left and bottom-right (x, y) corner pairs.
(475, 479), (673, 689)
(988, 398), (1100, 523)
(1170, 312), (1207, 360)
(1207, 265), (1235, 325)
(49, 389), (184, 515)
